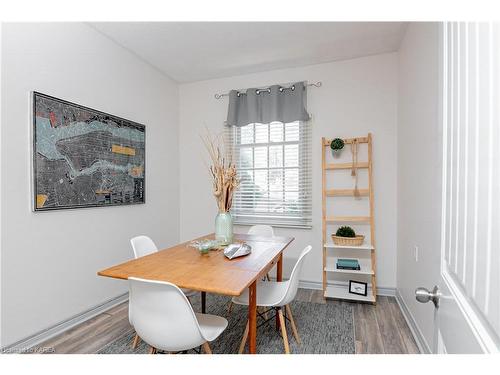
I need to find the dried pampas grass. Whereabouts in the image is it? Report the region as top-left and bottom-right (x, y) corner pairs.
(202, 130), (239, 213)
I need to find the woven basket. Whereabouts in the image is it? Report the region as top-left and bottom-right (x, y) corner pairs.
(331, 235), (365, 246)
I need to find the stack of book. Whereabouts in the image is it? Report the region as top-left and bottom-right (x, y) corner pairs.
(336, 258), (361, 270)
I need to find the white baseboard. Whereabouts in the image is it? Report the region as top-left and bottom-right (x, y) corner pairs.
(1, 292), (128, 353)
(373, 286), (396, 297)
(395, 289), (431, 354)
(298, 279), (323, 290)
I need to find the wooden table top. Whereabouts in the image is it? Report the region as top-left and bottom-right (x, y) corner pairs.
(97, 233), (294, 296)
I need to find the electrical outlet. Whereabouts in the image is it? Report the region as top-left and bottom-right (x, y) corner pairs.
(414, 246), (419, 262)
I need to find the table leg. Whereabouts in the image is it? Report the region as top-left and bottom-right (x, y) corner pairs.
(248, 281), (257, 354)
(276, 252), (283, 329)
(201, 291), (206, 314)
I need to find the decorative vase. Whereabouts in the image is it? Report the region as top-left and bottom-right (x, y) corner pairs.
(215, 211), (233, 245)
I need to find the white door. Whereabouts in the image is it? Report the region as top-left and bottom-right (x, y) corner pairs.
(416, 22), (500, 354)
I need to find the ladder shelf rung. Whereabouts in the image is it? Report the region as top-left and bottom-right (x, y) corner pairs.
(325, 162), (369, 170)
(323, 137), (369, 146)
(325, 216), (371, 223)
(326, 188), (369, 197)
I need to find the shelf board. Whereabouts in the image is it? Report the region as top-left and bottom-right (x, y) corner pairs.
(324, 257), (374, 275)
(325, 216), (371, 223)
(324, 243), (374, 250)
(324, 285), (376, 303)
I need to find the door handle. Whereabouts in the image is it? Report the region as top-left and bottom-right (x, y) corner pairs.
(415, 285), (441, 308)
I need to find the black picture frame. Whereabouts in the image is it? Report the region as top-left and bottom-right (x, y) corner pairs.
(32, 92), (146, 211)
(348, 280), (368, 296)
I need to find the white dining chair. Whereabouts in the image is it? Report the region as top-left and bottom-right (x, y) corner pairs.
(130, 236), (198, 300)
(129, 235), (198, 349)
(248, 225), (275, 282)
(247, 224), (275, 238)
(227, 225), (276, 315)
(232, 245), (312, 354)
(128, 277), (228, 354)
(130, 235), (158, 258)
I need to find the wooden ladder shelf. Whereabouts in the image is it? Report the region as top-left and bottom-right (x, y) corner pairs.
(321, 134), (377, 303)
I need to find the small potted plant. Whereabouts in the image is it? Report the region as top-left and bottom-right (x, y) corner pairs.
(331, 226), (365, 246)
(330, 138), (345, 157)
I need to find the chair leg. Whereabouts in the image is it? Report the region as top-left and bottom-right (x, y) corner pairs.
(260, 306), (269, 320)
(285, 304), (301, 345)
(201, 292), (206, 314)
(238, 321), (249, 354)
(266, 273), (271, 281)
(228, 301), (234, 314)
(149, 346), (157, 354)
(131, 333), (140, 349)
(278, 308), (290, 354)
(202, 342), (212, 354)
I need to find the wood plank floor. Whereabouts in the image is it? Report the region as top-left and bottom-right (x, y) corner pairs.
(39, 289), (419, 354)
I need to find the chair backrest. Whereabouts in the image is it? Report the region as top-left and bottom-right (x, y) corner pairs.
(278, 245), (312, 306)
(247, 225), (275, 238)
(128, 277), (206, 352)
(130, 235), (158, 259)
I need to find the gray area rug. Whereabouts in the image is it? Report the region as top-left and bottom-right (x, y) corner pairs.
(98, 294), (355, 354)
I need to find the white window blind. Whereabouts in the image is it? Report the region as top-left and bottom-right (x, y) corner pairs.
(225, 121), (312, 228)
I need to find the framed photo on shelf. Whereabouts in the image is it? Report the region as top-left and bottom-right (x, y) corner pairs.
(349, 280), (368, 296)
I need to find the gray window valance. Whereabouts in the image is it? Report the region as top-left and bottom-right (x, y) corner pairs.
(226, 81), (311, 127)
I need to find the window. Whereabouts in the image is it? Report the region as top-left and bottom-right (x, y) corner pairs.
(226, 121), (312, 228)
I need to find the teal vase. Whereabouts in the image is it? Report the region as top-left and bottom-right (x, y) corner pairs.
(215, 212), (233, 245)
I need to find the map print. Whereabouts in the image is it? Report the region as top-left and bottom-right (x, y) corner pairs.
(33, 92), (145, 211)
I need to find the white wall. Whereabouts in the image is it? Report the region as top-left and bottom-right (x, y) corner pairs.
(0, 22), (3, 348)
(179, 53), (398, 289)
(397, 22), (441, 351)
(0, 23), (180, 347)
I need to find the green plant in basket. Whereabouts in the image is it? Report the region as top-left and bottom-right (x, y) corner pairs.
(335, 226), (356, 238)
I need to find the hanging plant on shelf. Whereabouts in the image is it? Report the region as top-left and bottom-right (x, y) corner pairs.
(332, 226), (365, 246)
(330, 138), (345, 156)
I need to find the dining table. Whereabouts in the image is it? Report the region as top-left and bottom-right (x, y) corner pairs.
(97, 233), (294, 354)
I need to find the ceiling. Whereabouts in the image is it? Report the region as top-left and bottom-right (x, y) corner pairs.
(90, 22), (407, 83)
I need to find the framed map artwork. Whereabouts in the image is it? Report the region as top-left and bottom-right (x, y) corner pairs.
(32, 92), (146, 211)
